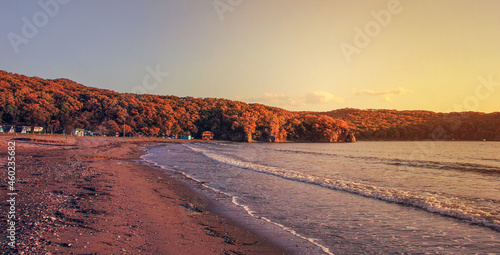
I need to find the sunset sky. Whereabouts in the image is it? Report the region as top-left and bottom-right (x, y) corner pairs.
(1, 0), (499, 112)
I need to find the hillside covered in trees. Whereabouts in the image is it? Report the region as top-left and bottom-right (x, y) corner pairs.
(2, 70), (498, 142)
(0, 70), (355, 143)
(317, 108), (500, 141)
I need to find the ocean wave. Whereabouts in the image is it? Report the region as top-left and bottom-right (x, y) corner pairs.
(186, 145), (500, 232)
(274, 149), (500, 175)
(230, 196), (333, 255)
(481, 157), (500, 163)
(141, 146), (333, 254)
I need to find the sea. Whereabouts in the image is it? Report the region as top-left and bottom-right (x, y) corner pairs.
(142, 141), (499, 254)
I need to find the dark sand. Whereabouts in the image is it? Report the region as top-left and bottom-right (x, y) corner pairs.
(0, 135), (287, 254)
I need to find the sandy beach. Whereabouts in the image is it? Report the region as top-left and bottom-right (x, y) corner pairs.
(0, 135), (286, 254)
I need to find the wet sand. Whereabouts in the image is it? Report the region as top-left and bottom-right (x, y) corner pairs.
(0, 135), (286, 254)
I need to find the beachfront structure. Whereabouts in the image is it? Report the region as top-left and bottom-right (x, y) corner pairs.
(32, 126), (44, 133)
(15, 126), (30, 133)
(73, 129), (94, 136)
(202, 131), (214, 140)
(177, 135), (192, 140)
(2, 125), (15, 133)
(73, 128), (85, 136)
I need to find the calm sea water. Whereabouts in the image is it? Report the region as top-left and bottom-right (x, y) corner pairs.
(143, 141), (499, 254)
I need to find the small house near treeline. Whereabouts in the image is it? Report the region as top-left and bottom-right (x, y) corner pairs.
(73, 128), (85, 136)
(15, 126), (30, 133)
(32, 126), (44, 133)
(202, 131), (214, 140)
(2, 125), (15, 133)
(177, 135), (192, 140)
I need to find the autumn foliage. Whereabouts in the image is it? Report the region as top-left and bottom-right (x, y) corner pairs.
(0, 70), (353, 142)
(317, 108), (500, 141)
(4, 70), (496, 142)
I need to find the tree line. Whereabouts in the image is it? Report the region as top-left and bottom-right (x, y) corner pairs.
(4, 70), (496, 142)
(0, 70), (354, 142)
(317, 108), (500, 141)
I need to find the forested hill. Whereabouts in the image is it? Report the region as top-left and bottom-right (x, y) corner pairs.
(316, 108), (500, 141)
(3, 70), (497, 142)
(0, 70), (355, 142)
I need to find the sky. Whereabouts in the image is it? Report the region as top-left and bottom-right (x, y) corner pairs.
(1, 0), (499, 113)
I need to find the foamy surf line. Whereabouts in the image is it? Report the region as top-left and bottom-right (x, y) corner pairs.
(197, 183), (333, 254)
(140, 146), (333, 254)
(274, 149), (500, 175)
(230, 196), (334, 255)
(186, 144), (500, 232)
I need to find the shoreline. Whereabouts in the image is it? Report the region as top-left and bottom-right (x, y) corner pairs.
(0, 136), (287, 254)
(142, 143), (329, 255)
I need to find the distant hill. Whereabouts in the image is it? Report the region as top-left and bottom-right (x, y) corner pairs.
(0, 70), (354, 142)
(2, 70), (497, 142)
(315, 108), (500, 141)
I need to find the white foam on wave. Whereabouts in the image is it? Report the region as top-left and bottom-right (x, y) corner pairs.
(230, 195), (334, 255)
(186, 144), (500, 232)
(275, 149), (500, 175)
(141, 145), (333, 254)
